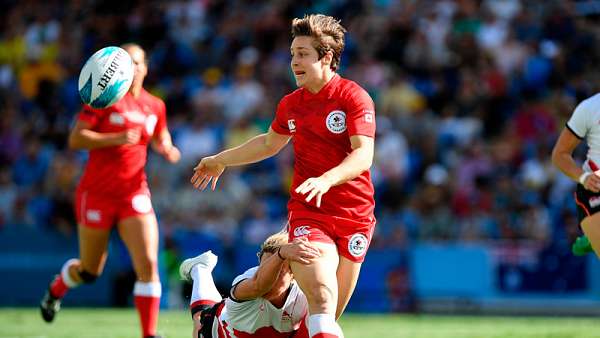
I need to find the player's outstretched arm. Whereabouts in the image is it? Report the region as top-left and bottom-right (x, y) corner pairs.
(552, 127), (600, 192)
(68, 120), (141, 150)
(232, 238), (320, 301)
(295, 134), (374, 207)
(191, 127), (290, 191)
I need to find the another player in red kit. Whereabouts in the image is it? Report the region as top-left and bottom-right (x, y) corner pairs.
(192, 14), (375, 338)
(40, 43), (180, 338)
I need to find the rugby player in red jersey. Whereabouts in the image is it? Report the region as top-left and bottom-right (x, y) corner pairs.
(40, 43), (181, 338)
(191, 14), (375, 338)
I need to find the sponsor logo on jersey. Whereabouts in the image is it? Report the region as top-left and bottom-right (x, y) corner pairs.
(281, 310), (292, 323)
(86, 210), (101, 222)
(288, 119), (296, 133)
(123, 110), (146, 124)
(293, 225), (310, 237)
(590, 196), (600, 208)
(326, 110), (346, 134)
(348, 233), (368, 257)
(132, 194), (152, 213)
(145, 114), (158, 135)
(109, 112), (125, 125)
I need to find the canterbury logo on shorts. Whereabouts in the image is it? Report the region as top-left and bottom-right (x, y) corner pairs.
(86, 210), (101, 222)
(293, 225), (310, 237)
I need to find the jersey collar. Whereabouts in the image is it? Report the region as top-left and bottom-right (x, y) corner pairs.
(302, 73), (340, 100)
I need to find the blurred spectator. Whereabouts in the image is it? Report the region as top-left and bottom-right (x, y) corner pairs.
(223, 61), (264, 123)
(0, 105), (23, 165)
(177, 114), (221, 165)
(0, 166), (17, 228)
(12, 137), (51, 190)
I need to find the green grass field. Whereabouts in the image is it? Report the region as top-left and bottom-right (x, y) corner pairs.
(1, 308), (599, 338)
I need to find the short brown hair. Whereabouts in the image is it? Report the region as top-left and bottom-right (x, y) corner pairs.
(292, 14), (346, 71)
(257, 231), (288, 262)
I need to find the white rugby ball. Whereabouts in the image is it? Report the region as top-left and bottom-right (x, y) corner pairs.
(78, 46), (134, 109)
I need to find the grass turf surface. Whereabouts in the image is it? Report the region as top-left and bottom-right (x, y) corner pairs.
(1, 308), (599, 338)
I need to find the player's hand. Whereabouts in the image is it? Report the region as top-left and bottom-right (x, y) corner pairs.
(165, 146), (181, 163)
(279, 237), (320, 264)
(192, 314), (203, 338)
(191, 156), (225, 191)
(583, 172), (600, 192)
(116, 128), (142, 145)
(294, 176), (333, 208)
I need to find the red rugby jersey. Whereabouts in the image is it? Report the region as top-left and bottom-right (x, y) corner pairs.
(271, 74), (376, 220)
(76, 89), (167, 197)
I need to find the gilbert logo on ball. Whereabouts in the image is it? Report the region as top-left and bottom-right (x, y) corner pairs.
(78, 46), (134, 109)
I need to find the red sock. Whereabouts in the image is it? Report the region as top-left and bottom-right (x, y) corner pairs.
(134, 295), (160, 337)
(49, 259), (80, 298)
(49, 275), (69, 298)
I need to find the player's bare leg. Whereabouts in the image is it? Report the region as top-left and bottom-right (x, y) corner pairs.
(118, 214), (161, 338)
(335, 257), (361, 319)
(78, 224), (111, 276)
(41, 225), (110, 322)
(118, 214), (160, 282)
(581, 213), (600, 259)
(290, 242), (344, 338)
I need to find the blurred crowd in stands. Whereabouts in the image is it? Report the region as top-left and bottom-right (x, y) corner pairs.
(1, 0), (599, 271)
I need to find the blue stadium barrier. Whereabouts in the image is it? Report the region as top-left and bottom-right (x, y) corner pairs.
(410, 243), (494, 299)
(0, 228), (118, 306)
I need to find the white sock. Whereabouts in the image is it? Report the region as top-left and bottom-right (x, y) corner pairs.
(61, 258), (80, 288)
(133, 281), (162, 297)
(308, 313), (344, 338)
(190, 265), (222, 305)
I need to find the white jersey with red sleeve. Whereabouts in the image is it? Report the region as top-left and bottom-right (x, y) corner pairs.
(566, 93), (600, 172)
(76, 89), (167, 197)
(211, 267), (308, 338)
(270, 74), (376, 220)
